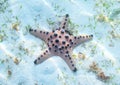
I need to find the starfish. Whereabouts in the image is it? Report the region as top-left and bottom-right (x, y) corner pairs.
(29, 14), (93, 72)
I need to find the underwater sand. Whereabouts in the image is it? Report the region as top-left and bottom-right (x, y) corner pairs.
(0, 0), (120, 85)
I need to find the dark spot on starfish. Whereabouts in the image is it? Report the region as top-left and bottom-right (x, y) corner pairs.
(38, 57), (40, 60)
(83, 36), (85, 38)
(71, 61), (73, 63)
(55, 45), (58, 48)
(34, 30), (36, 32)
(41, 55), (43, 57)
(43, 32), (45, 34)
(62, 41), (66, 44)
(66, 14), (69, 17)
(50, 35), (52, 38)
(86, 36), (88, 38)
(61, 46), (64, 49)
(80, 36), (82, 38)
(65, 35), (69, 39)
(55, 39), (59, 43)
(72, 64), (74, 67)
(74, 36), (76, 39)
(67, 44), (69, 46)
(49, 47), (51, 50)
(47, 38), (50, 41)
(69, 39), (72, 42)
(46, 50), (48, 53)
(46, 32), (49, 35)
(61, 30), (64, 34)
(73, 67), (77, 72)
(51, 40), (53, 43)
(65, 46), (67, 49)
(69, 57), (71, 60)
(59, 48), (61, 50)
(54, 50), (57, 52)
(52, 44), (54, 46)
(64, 22), (66, 25)
(71, 42), (73, 45)
(66, 51), (69, 54)
(59, 36), (61, 38)
(62, 26), (65, 29)
(54, 33), (57, 37)
(44, 52), (46, 55)
(65, 19), (67, 21)
(65, 55), (67, 57)
(40, 31), (42, 33)
(29, 28), (33, 31)
(34, 60), (37, 64)
(52, 30), (55, 32)
(78, 37), (80, 39)
(74, 43), (76, 45)
(90, 34), (93, 37)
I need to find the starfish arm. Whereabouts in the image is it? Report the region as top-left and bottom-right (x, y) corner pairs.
(72, 34), (93, 48)
(29, 28), (50, 41)
(60, 14), (69, 29)
(34, 49), (53, 64)
(60, 54), (77, 72)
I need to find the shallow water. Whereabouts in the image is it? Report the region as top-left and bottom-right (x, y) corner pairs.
(0, 0), (120, 85)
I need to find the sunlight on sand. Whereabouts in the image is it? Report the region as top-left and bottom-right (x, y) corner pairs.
(70, 0), (93, 17)
(42, 0), (56, 15)
(0, 44), (16, 59)
(49, 58), (63, 76)
(93, 40), (117, 64)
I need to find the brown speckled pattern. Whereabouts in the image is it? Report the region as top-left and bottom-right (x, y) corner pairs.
(29, 14), (93, 72)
